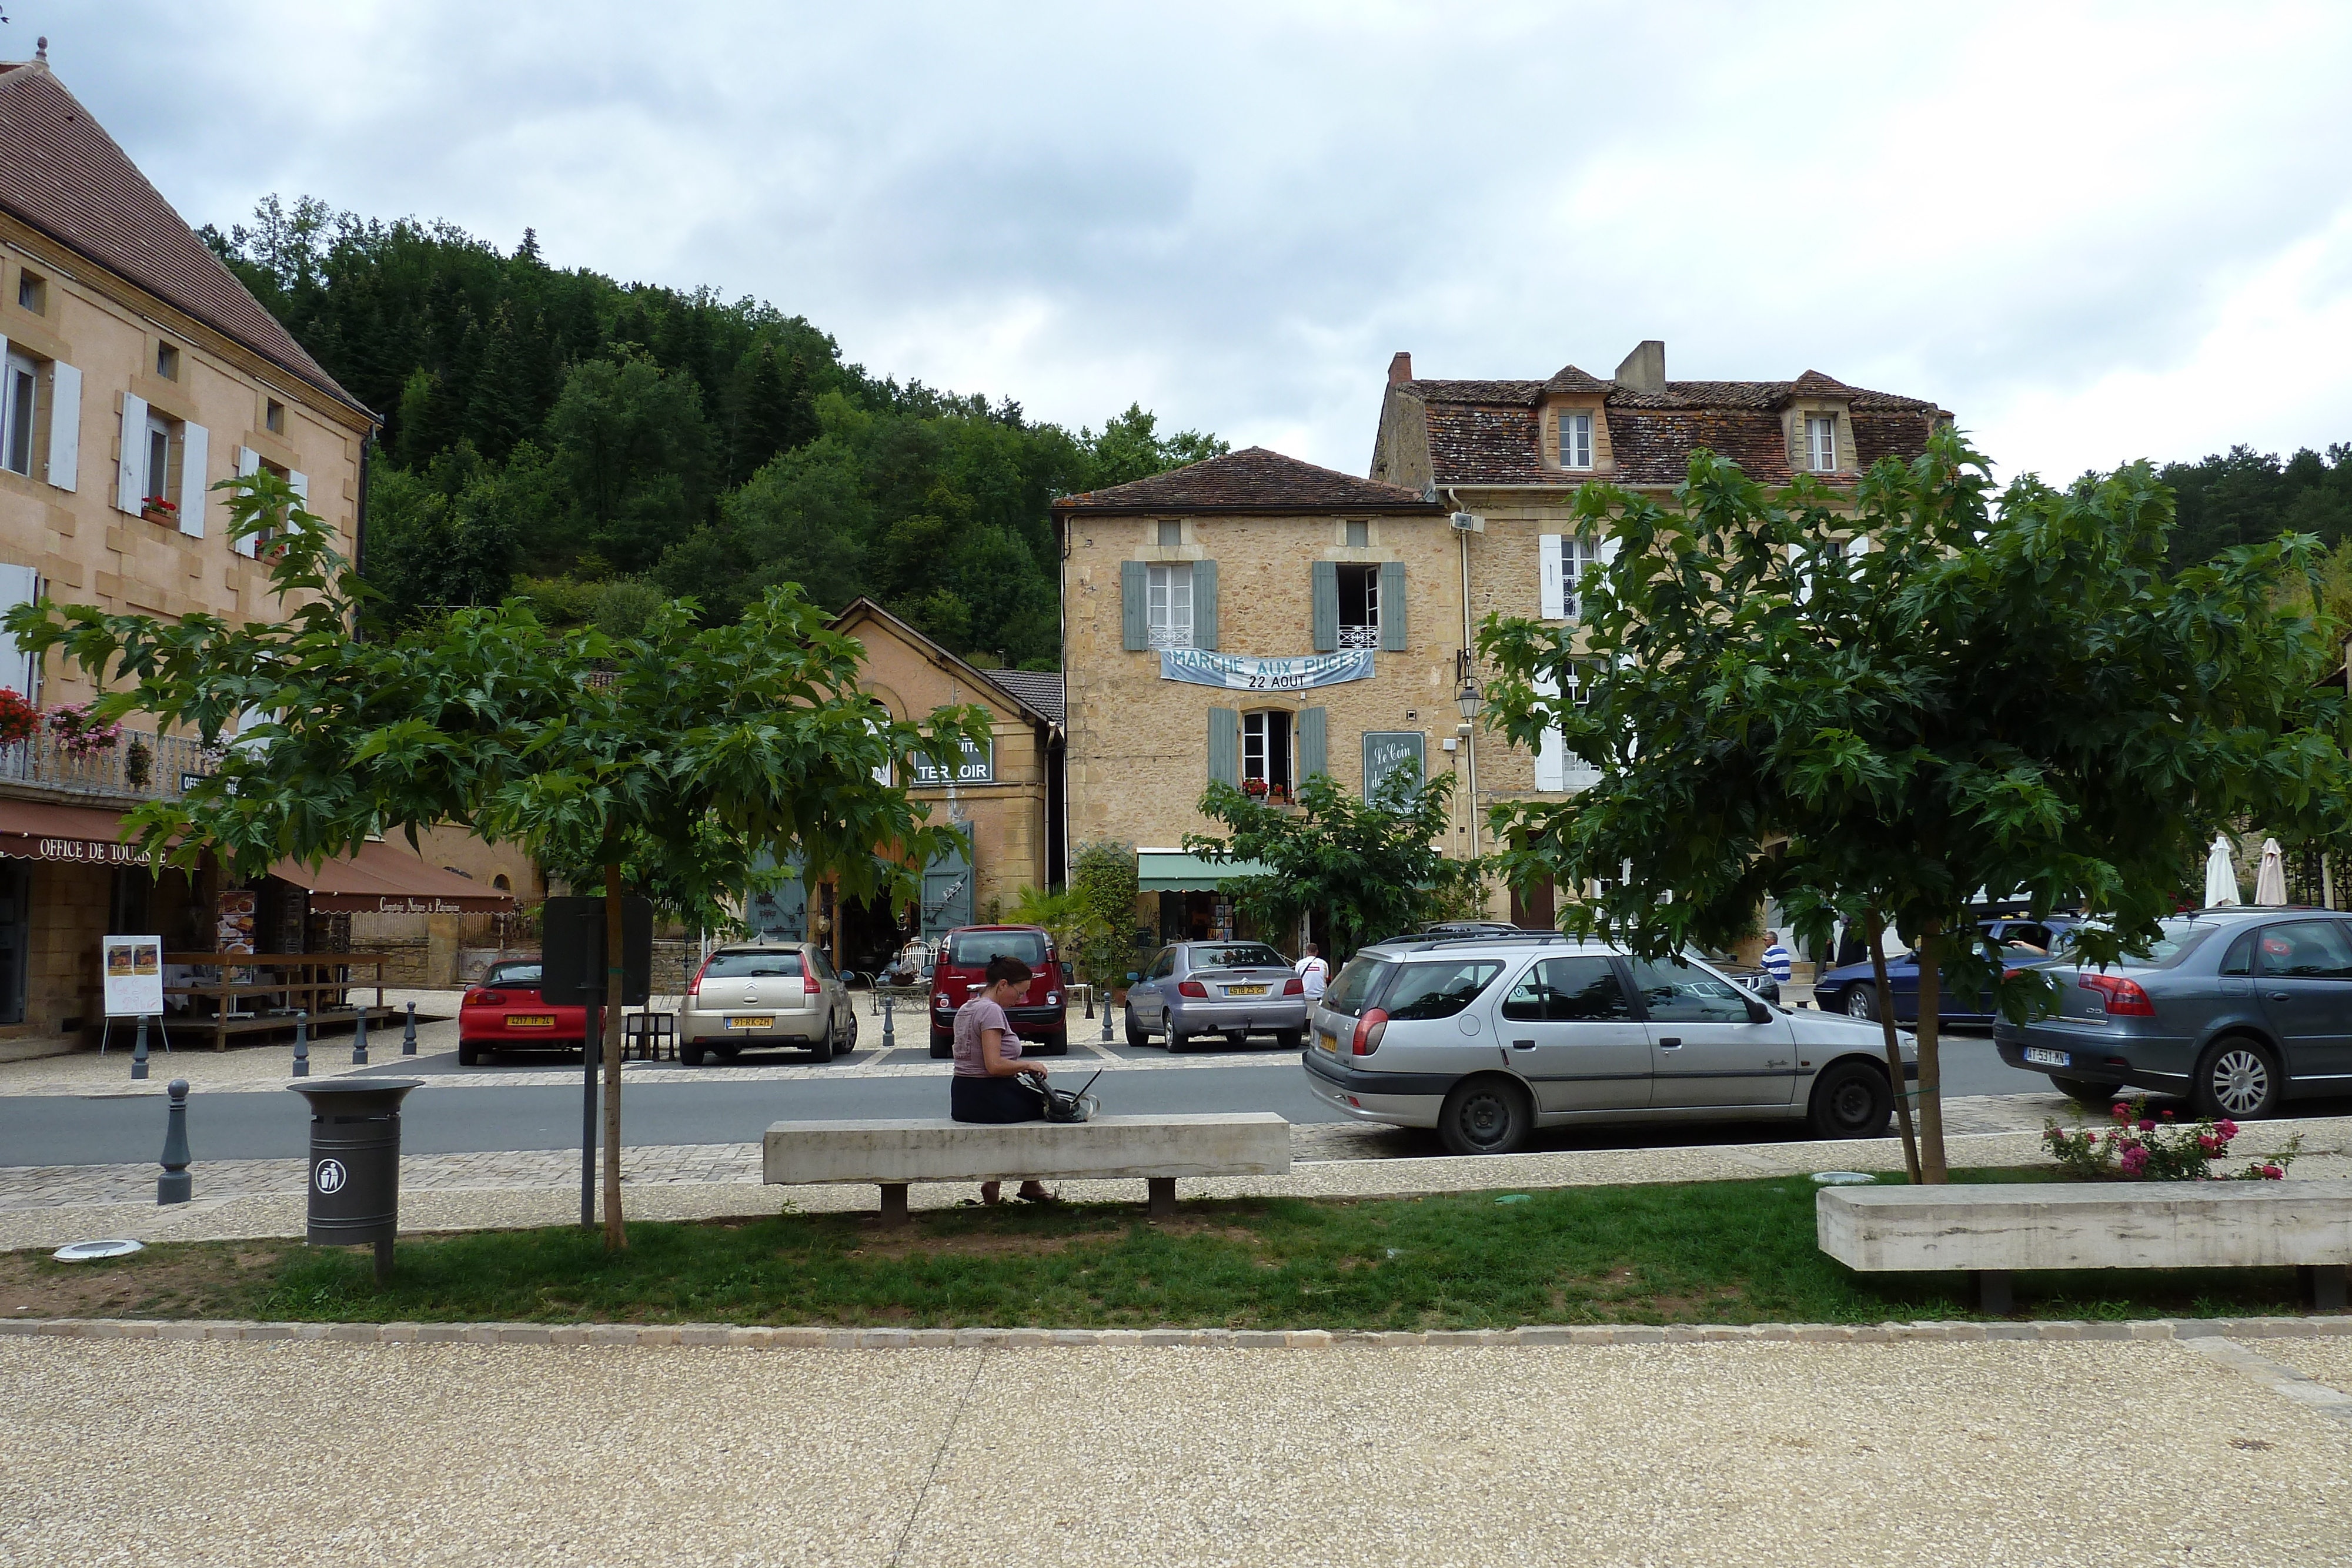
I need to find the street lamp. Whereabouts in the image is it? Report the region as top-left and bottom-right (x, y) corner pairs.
(1455, 673), (1485, 721)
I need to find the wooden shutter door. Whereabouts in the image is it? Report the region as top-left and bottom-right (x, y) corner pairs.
(1379, 560), (1407, 651)
(1192, 559), (1218, 651)
(178, 423), (209, 537)
(1311, 560), (1338, 651)
(1539, 534), (1563, 619)
(1207, 707), (1240, 787)
(45, 363), (78, 492)
(116, 393), (146, 515)
(1298, 706), (1328, 781)
(1121, 560), (1148, 651)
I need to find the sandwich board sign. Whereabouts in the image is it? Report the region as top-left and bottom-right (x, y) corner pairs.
(102, 935), (165, 1017)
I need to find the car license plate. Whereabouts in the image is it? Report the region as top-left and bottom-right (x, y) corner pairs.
(1225, 984), (1268, 997)
(1317, 1031), (1338, 1054)
(726, 1016), (774, 1029)
(506, 1015), (555, 1027)
(2023, 1046), (2070, 1068)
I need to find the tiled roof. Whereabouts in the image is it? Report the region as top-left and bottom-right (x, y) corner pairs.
(1056, 446), (1440, 513)
(1401, 372), (1949, 487)
(985, 668), (1064, 727)
(0, 63), (366, 414)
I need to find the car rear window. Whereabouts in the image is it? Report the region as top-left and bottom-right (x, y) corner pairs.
(703, 951), (804, 978)
(483, 962), (542, 987)
(1192, 944), (1286, 969)
(1322, 956), (1393, 1018)
(1379, 961), (1506, 1021)
(2068, 920), (2220, 970)
(946, 931), (1048, 968)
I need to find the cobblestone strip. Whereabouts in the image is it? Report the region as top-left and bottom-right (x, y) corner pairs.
(0, 1144), (767, 1209)
(2177, 1334), (2352, 1429)
(4, 1313), (2350, 1349)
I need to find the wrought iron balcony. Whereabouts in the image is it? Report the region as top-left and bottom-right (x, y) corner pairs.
(1338, 623), (1381, 650)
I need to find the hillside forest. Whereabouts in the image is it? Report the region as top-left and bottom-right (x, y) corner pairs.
(201, 196), (1226, 668)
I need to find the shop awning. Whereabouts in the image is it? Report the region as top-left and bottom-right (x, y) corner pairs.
(1137, 850), (1274, 892)
(268, 841), (516, 914)
(0, 799), (153, 866)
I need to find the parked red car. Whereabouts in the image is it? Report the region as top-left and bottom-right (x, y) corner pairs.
(928, 924), (1068, 1057)
(458, 958), (588, 1066)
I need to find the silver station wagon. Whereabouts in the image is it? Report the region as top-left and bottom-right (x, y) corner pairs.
(1301, 933), (1916, 1154)
(1124, 941), (1311, 1051)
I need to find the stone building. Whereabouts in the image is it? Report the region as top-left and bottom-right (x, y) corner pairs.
(1055, 344), (1950, 945)
(740, 599), (1063, 972)
(0, 49), (503, 1041)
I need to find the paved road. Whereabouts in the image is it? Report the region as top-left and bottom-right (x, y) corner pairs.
(0, 1027), (2070, 1169)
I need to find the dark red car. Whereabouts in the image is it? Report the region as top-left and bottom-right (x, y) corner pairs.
(458, 958), (588, 1066)
(928, 924), (1068, 1057)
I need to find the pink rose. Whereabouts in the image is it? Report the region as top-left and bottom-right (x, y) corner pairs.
(2111, 1103), (2131, 1122)
(2121, 1147), (2150, 1175)
(2138, 1118), (2156, 1133)
(2263, 1164), (2284, 1179)
(2160, 1109), (2174, 1121)
(2217, 1120), (2239, 1139)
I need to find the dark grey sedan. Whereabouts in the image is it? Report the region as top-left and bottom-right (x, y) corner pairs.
(1124, 941), (1310, 1051)
(1992, 907), (2352, 1118)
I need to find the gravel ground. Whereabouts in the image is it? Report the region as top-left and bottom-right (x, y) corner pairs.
(2, 1335), (2347, 1567)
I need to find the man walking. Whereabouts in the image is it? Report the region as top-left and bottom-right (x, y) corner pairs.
(1294, 941), (1328, 1000)
(1760, 931), (1793, 986)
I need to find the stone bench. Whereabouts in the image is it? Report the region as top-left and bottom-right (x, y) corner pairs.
(1817, 1179), (2352, 1313)
(762, 1112), (1291, 1224)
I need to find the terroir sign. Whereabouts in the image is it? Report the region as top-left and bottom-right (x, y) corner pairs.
(1159, 648), (1375, 691)
(911, 738), (994, 787)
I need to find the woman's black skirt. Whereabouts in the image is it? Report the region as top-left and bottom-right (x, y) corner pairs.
(951, 1074), (1044, 1124)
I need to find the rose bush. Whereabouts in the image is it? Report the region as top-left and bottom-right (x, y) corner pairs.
(2043, 1095), (2299, 1181)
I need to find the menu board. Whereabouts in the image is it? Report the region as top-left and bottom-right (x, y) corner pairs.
(215, 888), (257, 955)
(101, 935), (165, 1017)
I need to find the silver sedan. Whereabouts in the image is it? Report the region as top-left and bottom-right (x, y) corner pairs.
(1124, 941), (1310, 1052)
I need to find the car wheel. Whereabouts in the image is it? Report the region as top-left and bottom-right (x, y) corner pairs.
(1808, 1059), (1893, 1139)
(457, 1040), (481, 1067)
(680, 1038), (708, 1067)
(808, 1023), (833, 1064)
(1164, 1012), (1190, 1054)
(930, 1025), (954, 1060)
(2047, 1075), (2114, 1106)
(2191, 1036), (2283, 1121)
(1438, 1076), (1534, 1156)
(1843, 986), (1877, 1021)
(837, 1011), (858, 1057)
(1124, 1007), (1148, 1047)
(1275, 1028), (1305, 1051)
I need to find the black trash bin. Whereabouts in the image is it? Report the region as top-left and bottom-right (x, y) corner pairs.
(288, 1077), (423, 1281)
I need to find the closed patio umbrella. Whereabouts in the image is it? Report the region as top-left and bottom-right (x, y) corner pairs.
(2255, 837), (2288, 905)
(2205, 834), (2241, 907)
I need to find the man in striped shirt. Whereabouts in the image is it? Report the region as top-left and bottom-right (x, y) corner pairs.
(1760, 932), (1793, 986)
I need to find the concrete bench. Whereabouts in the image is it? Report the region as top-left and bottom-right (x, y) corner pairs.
(1818, 1179), (2352, 1313)
(762, 1112), (1291, 1224)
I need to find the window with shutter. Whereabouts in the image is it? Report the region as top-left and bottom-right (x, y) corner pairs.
(1311, 560), (1339, 651)
(1558, 412), (1593, 470)
(178, 423), (209, 538)
(0, 349), (34, 476)
(1121, 560), (1149, 651)
(1298, 706), (1328, 780)
(1207, 707), (1240, 786)
(1379, 560), (1406, 651)
(1147, 563), (1194, 649)
(1335, 564), (1379, 650)
(116, 393), (147, 516)
(1192, 558), (1218, 651)
(1806, 414), (1838, 472)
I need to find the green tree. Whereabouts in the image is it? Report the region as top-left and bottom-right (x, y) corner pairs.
(1070, 839), (1143, 991)
(1184, 767), (1465, 959)
(1479, 430), (2352, 1182)
(8, 471), (986, 1246)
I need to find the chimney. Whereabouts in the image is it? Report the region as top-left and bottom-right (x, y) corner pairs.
(1387, 351), (1414, 386)
(1614, 340), (1666, 395)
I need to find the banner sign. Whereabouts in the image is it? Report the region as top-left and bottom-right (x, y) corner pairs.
(1159, 648), (1374, 692)
(911, 738), (995, 787)
(101, 934), (165, 1017)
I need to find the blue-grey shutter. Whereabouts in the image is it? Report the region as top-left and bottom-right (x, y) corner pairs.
(1193, 559), (1218, 651)
(1121, 560), (1148, 651)
(1379, 560), (1407, 651)
(1207, 706), (1240, 787)
(1298, 706), (1328, 781)
(1311, 560), (1338, 651)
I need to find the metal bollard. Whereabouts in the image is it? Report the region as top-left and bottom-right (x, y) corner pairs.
(1101, 992), (1115, 1044)
(292, 1011), (310, 1077)
(880, 992), (896, 1050)
(352, 1005), (369, 1065)
(402, 1001), (417, 1056)
(131, 1014), (150, 1081)
(158, 1078), (192, 1204)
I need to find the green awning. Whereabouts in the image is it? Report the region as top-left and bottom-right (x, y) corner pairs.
(1137, 851), (1272, 892)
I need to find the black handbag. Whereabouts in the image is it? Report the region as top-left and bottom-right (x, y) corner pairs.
(1028, 1069), (1101, 1123)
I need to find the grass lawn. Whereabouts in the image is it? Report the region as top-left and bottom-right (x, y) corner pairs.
(1, 1171), (2323, 1329)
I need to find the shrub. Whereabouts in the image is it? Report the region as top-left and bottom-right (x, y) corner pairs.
(1070, 839), (1141, 989)
(2043, 1095), (2300, 1181)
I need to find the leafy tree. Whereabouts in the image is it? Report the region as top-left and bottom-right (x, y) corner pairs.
(1185, 766), (1466, 959)
(1070, 839), (1143, 990)
(7, 472), (985, 1246)
(1480, 430), (2352, 1182)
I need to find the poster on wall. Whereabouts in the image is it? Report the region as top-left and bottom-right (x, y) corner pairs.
(215, 889), (257, 955)
(101, 935), (165, 1017)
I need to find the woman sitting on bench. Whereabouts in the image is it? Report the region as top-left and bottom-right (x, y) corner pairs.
(950, 954), (1054, 1204)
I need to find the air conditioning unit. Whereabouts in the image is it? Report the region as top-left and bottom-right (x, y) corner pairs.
(1449, 511), (1485, 533)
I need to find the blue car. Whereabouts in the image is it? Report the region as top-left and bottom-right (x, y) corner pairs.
(1814, 917), (2082, 1022)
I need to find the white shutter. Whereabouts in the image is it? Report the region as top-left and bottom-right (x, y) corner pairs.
(117, 393), (147, 515)
(234, 447), (262, 556)
(1539, 534), (1563, 620)
(0, 563), (38, 700)
(1598, 531), (1621, 567)
(288, 469), (309, 511)
(45, 362), (78, 492)
(178, 423), (209, 537)
(1533, 673), (1565, 791)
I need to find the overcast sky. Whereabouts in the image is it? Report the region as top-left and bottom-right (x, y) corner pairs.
(23, 1), (2352, 482)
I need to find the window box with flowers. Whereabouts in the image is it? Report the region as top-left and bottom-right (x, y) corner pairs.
(0, 687), (37, 748)
(139, 495), (179, 526)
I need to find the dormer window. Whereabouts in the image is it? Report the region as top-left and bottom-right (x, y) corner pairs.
(155, 342), (181, 382)
(1559, 412), (1593, 470)
(1155, 520), (1181, 547)
(1805, 414), (1838, 472)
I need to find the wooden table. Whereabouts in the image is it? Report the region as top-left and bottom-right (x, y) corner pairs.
(159, 951), (397, 1052)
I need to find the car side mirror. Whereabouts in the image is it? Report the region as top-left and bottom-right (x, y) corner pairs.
(1060, 961), (1074, 983)
(1746, 997), (1773, 1024)
(1126, 971), (1141, 983)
